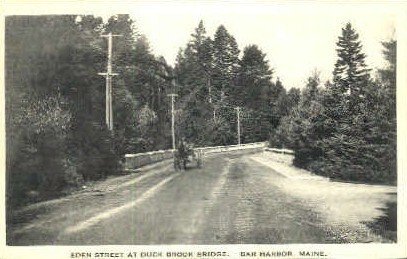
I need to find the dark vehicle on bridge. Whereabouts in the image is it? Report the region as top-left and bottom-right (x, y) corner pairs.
(174, 139), (203, 170)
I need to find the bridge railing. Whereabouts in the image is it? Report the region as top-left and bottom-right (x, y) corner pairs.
(194, 142), (267, 154)
(124, 142), (268, 170)
(124, 150), (175, 170)
(264, 147), (294, 155)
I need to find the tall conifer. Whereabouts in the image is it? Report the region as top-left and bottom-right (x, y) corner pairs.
(332, 22), (370, 112)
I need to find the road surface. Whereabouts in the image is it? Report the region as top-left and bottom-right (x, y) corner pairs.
(7, 152), (395, 245)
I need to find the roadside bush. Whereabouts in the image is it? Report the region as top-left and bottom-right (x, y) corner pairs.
(73, 122), (120, 181)
(268, 128), (283, 148)
(7, 95), (74, 207)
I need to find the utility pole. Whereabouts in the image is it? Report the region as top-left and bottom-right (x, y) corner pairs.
(207, 77), (212, 104)
(168, 93), (178, 150)
(206, 76), (217, 121)
(98, 32), (122, 132)
(235, 106), (241, 145)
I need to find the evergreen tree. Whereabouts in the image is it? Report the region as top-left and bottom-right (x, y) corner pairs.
(190, 20), (213, 73)
(332, 22), (370, 113)
(378, 40), (396, 115)
(212, 25), (240, 103)
(235, 45), (280, 142)
(104, 14), (138, 66)
(174, 21), (215, 144)
(269, 81), (300, 129)
(236, 45), (273, 108)
(301, 70), (320, 107)
(361, 40), (397, 183)
(272, 73), (325, 167)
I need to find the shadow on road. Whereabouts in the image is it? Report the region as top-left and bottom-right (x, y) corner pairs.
(363, 198), (397, 242)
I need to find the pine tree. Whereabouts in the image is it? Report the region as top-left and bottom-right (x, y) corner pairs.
(212, 25), (240, 103)
(312, 25), (396, 183)
(332, 22), (370, 113)
(236, 45), (273, 108)
(190, 20), (213, 71)
(234, 45), (277, 141)
(104, 14), (138, 66)
(301, 70), (320, 107)
(272, 73), (324, 166)
(378, 40), (396, 113)
(360, 40), (397, 183)
(174, 21), (215, 144)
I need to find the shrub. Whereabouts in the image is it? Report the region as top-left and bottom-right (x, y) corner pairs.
(7, 95), (73, 207)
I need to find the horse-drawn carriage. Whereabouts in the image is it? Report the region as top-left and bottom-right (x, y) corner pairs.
(173, 140), (203, 170)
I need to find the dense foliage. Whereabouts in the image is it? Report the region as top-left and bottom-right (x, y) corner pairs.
(272, 23), (397, 184)
(6, 17), (294, 208)
(6, 15), (174, 207)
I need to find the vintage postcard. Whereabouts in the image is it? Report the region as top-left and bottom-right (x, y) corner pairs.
(1, 1), (406, 258)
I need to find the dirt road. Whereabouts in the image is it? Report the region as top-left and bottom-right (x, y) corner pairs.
(7, 152), (396, 245)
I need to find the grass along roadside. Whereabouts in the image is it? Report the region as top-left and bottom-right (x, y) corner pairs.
(249, 151), (397, 243)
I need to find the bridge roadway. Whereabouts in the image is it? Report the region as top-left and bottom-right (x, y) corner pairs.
(8, 152), (374, 245)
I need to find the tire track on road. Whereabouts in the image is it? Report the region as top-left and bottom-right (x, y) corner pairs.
(182, 158), (232, 243)
(63, 173), (180, 234)
(11, 164), (173, 235)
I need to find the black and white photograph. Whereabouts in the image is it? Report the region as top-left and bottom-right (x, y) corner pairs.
(1, 1), (407, 258)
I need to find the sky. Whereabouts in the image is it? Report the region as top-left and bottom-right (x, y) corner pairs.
(6, 1), (395, 90)
(116, 2), (395, 89)
(4, 1), (398, 89)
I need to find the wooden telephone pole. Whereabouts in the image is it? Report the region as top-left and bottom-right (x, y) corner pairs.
(235, 107), (241, 146)
(168, 93), (178, 150)
(206, 76), (217, 121)
(98, 32), (122, 132)
(207, 77), (212, 104)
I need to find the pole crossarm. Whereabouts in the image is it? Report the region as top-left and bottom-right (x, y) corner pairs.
(101, 34), (123, 38)
(98, 72), (119, 76)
